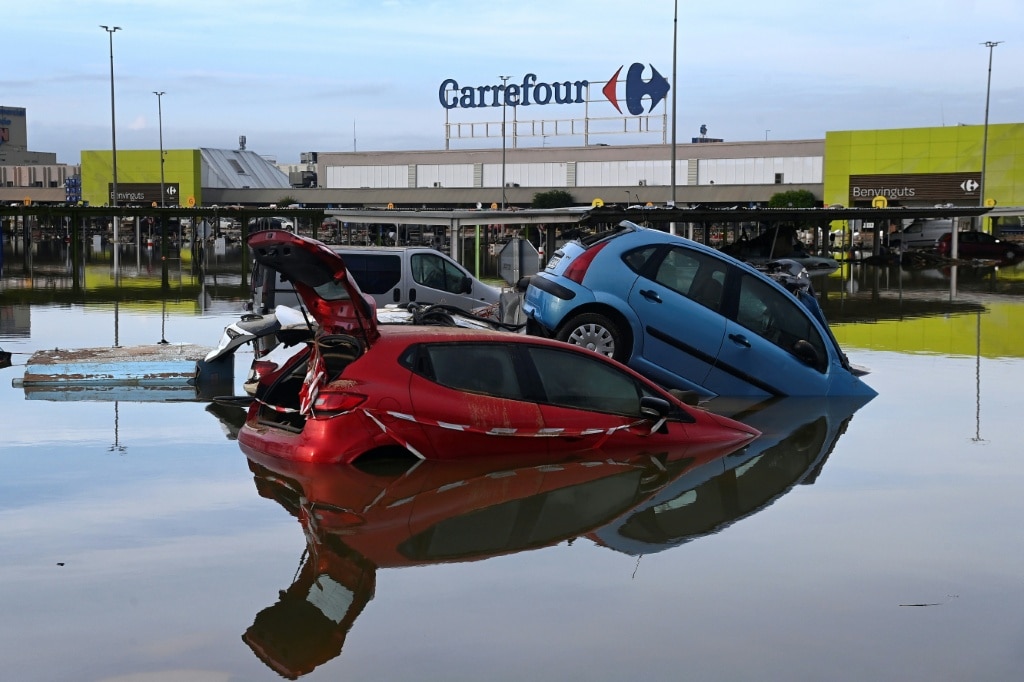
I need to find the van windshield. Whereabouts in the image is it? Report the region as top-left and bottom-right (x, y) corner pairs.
(312, 280), (353, 301)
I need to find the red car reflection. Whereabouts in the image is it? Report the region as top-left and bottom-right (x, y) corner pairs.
(240, 439), (749, 677)
(239, 231), (759, 465)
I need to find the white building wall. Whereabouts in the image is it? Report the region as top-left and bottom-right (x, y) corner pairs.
(698, 156), (822, 185)
(324, 156), (826, 190)
(326, 164), (410, 188)
(575, 160), (687, 187)
(416, 164), (475, 188)
(482, 162), (569, 188)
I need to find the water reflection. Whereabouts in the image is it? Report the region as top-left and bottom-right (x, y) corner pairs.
(592, 396), (871, 554)
(232, 394), (869, 678)
(0, 235), (250, 310)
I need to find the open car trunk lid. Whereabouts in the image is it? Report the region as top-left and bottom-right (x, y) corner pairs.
(248, 231), (379, 346)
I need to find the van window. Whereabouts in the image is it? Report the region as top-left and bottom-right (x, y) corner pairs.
(341, 253), (402, 295)
(411, 253), (467, 294)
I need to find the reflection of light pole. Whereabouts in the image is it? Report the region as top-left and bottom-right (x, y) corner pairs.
(500, 75), (510, 210)
(154, 91), (166, 206)
(109, 401), (127, 454)
(979, 40), (1001, 230)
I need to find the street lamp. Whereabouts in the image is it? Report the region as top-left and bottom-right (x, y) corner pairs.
(979, 40), (1002, 228)
(100, 26), (120, 209)
(500, 75), (510, 210)
(100, 24), (121, 266)
(153, 91), (166, 206)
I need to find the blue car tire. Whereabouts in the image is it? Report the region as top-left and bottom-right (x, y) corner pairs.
(557, 312), (629, 363)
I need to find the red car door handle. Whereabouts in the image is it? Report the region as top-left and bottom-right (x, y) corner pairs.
(639, 289), (662, 303)
(728, 333), (751, 348)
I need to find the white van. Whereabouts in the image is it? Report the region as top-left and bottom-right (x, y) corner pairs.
(251, 245), (503, 314)
(889, 218), (955, 250)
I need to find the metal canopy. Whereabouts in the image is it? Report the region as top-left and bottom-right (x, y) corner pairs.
(322, 204), (994, 230)
(324, 207), (590, 228)
(581, 205), (993, 226)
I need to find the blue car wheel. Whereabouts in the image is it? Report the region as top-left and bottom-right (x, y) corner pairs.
(557, 312), (628, 362)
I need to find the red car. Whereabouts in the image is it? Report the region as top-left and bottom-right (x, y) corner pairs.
(935, 231), (1024, 261)
(238, 231), (759, 465)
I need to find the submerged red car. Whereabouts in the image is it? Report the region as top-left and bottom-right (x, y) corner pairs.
(238, 231), (759, 465)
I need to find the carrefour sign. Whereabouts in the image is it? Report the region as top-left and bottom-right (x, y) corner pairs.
(439, 63), (670, 115)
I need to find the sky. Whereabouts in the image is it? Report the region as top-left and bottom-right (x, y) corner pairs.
(5, 0), (1023, 165)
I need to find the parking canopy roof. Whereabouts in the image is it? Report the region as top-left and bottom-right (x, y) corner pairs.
(322, 204), (994, 230)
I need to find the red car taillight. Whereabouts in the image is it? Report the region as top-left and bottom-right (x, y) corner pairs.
(562, 241), (609, 284)
(312, 392), (367, 416)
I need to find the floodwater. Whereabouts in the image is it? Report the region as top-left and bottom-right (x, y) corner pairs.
(2, 242), (1024, 681)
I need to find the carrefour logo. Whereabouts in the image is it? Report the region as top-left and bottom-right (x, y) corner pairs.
(438, 63), (669, 115)
(602, 63), (669, 115)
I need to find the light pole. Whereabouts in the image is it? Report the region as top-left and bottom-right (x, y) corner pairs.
(101, 25), (121, 285)
(153, 92), (166, 206)
(979, 40), (1002, 230)
(670, 0), (678, 235)
(101, 26), (120, 210)
(500, 75), (510, 210)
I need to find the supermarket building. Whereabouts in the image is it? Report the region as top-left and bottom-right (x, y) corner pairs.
(2, 98), (1023, 228)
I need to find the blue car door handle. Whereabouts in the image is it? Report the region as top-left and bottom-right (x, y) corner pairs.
(639, 289), (662, 303)
(728, 333), (751, 348)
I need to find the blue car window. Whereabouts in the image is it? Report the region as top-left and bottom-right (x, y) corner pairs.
(736, 274), (828, 371)
(653, 247), (729, 313)
(527, 346), (643, 416)
(622, 246), (659, 274)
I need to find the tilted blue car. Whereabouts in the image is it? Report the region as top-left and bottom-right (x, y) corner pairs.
(522, 221), (875, 399)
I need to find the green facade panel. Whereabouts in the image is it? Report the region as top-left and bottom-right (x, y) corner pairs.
(824, 123), (1024, 209)
(81, 149), (202, 207)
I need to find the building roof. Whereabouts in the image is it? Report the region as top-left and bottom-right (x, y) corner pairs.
(200, 148), (290, 190)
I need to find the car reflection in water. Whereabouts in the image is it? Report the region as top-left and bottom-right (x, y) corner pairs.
(226, 393), (870, 678)
(238, 435), (745, 678)
(591, 395), (873, 555)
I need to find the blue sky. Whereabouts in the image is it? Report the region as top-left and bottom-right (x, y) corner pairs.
(6, 0), (1023, 164)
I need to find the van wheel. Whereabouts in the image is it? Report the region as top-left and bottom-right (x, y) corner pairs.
(557, 313), (629, 362)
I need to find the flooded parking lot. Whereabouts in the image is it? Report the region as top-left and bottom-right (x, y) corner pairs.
(2, 254), (1024, 681)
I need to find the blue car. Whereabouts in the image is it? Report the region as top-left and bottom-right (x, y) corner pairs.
(522, 221), (875, 399)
